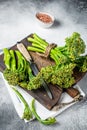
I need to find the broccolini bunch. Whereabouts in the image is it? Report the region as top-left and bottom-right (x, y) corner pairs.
(27, 32), (86, 65)
(3, 48), (34, 88)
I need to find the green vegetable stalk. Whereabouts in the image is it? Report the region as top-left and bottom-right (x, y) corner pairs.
(12, 87), (33, 120)
(9, 50), (16, 72)
(3, 48), (11, 69)
(27, 32), (86, 65)
(31, 99), (56, 125)
(15, 50), (26, 72)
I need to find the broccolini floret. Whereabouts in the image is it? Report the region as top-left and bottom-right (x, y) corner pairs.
(3, 68), (27, 86)
(27, 73), (43, 90)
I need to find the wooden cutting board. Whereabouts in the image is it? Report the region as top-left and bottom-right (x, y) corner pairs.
(0, 34), (86, 110)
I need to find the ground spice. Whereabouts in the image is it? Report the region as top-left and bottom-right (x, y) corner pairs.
(36, 13), (53, 23)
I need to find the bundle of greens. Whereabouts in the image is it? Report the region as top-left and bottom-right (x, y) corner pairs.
(3, 48), (44, 90)
(3, 48), (34, 88)
(27, 32), (86, 65)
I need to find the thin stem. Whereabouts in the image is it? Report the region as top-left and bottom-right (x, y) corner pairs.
(32, 43), (45, 51)
(28, 37), (47, 50)
(27, 46), (45, 53)
(33, 33), (48, 46)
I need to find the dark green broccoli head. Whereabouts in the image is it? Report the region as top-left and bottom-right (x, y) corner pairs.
(3, 69), (27, 86)
(40, 63), (76, 88)
(65, 32), (86, 61)
(51, 63), (76, 88)
(40, 65), (54, 82)
(3, 69), (19, 86)
(27, 74), (41, 90)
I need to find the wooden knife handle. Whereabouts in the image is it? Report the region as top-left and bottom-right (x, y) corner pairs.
(17, 43), (32, 61)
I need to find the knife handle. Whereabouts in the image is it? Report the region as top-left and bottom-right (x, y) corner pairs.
(17, 43), (32, 62)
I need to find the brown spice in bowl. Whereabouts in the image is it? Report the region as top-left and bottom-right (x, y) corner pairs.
(36, 13), (53, 23)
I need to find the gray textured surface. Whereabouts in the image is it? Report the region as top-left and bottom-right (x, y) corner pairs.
(0, 0), (87, 130)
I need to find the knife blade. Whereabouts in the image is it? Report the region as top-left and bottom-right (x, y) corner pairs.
(17, 43), (53, 99)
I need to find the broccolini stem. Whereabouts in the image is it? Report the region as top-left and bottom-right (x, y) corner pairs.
(15, 50), (26, 71)
(31, 99), (56, 125)
(28, 37), (41, 45)
(26, 62), (34, 80)
(12, 87), (33, 120)
(27, 46), (45, 53)
(28, 37), (47, 50)
(32, 42), (45, 51)
(12, 87), (27, 106)
(9, 50), (16, 71)
(33, 33), (48, 46)
(3, 48), (11, 69)
(50, 49), (59, 64)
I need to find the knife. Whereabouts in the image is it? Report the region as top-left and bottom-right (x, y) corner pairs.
(17, 43), (53, 99)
